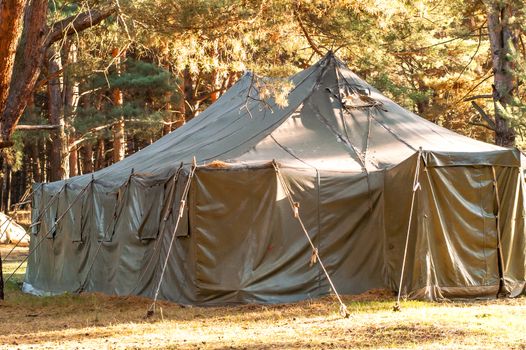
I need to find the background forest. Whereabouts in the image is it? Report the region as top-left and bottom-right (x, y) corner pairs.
(0, 0), (525, 210)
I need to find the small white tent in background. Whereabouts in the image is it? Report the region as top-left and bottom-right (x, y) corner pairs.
(0, 213), (29, 246)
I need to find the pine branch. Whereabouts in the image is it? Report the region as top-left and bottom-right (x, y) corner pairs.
(15, 124), (61, 130)
(45, 5), (118, 47)
(293, 7), (324, 56)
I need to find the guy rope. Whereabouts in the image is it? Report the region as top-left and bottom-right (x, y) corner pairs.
(0, 183), (42, 259)
(4, 180), (92, 285)
(272, 160), (350, 318)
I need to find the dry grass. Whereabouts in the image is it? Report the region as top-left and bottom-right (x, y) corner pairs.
(1, 245), (525, 350)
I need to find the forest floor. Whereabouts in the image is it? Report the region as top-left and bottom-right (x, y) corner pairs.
(0, 244), (525, 350)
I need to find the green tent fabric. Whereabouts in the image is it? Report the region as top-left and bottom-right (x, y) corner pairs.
(24, 53), (526, 303)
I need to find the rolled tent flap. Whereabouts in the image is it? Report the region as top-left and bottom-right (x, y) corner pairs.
(423, 149), (521, 167)
(23, 53), (526, 303)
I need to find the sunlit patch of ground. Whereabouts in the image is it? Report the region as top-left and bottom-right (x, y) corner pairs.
(1, 245), (525, 349)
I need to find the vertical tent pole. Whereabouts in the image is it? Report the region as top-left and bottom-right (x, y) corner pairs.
(393, 147), (422, 312)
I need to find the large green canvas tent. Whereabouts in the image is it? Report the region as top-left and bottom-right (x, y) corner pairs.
(24, 53), (526, 303)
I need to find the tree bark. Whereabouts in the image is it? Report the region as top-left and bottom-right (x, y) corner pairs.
(64, 40), (79, 177)
(183, 66), (195, 121)
(95, 137), (105, 170)
(0, 2), (117, 149)
(0, 0), (47, 149)
(31, 139), (41, 183)
(81, 142), (94, 174)
(162, 91), (173, 135)
(3, 164), (12, 214)
(69, 137), (78, 177)
(487, 2), (518, 147)
(112, 48), (126, 162)
(47, 48), (69, 181)
(0, 0), (27, 121)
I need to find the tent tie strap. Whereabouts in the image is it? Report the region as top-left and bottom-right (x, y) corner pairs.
(293, 202), (300, 218)
(394, 147), (423, 312)
(148, 158), (197, 318)
(272, 160), (350, 319)
(310, 248), (318, 267)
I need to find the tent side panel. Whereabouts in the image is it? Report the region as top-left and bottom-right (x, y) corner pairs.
(190, 167), (320, 304)
(384, 157), (502, 300)
(412, 166), (500, 299)
(383, 154), (420, 293)
(141, 172), (198, 304)
(495, 166), (526, 296)
(318, 170), (387, 295)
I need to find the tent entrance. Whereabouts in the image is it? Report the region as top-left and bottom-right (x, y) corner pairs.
(411, 165), (501, 299)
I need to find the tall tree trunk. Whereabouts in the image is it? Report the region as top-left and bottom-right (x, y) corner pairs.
(69, 140), (78, 177)
(0, 3), (116, 149)
(3, 164), (12, 214)
(64, 40), (80, 177)
(112, 118), (125, 162)
(487, 2), (518, 147)
(0, 0), (27, 120)
(81, 142), (94, 174)
(47, 48), (69, 181)
(0, 0), (47, 149)
(95, 137), (105, 170)
(174, 75), (186, 129)
(111, 48), (126, 162)
(183, 66), (195, 121)
(209, 69), (220, 103)
(31, 139), (41, 183)
(162, 91), (173, 135)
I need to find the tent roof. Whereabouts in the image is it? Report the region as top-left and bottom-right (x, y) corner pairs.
(55, 53), (519, 189)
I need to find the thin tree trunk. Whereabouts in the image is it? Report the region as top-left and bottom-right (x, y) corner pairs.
(112, 118), (125, 162)
(183, 66), (195, 121)
(47, 48), (69, 181)
(64, 40), (80, 176)
(69, 139), (78, 177)
(81, 142), (94, 174)
(95, 137), (105, 170)
(3, 165), (12, 214)
(487, 2), (518, 147)
(162, 91), (173, 135)
(111, 48), (125, 162)
(174, 75), (186, 129)
(31, 139), (41, 183)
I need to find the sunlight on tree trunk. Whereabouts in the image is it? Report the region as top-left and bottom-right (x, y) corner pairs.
(487, 2), (518, 147)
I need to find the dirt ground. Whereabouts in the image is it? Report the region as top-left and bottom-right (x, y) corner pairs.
(1, 245), (525, 350)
